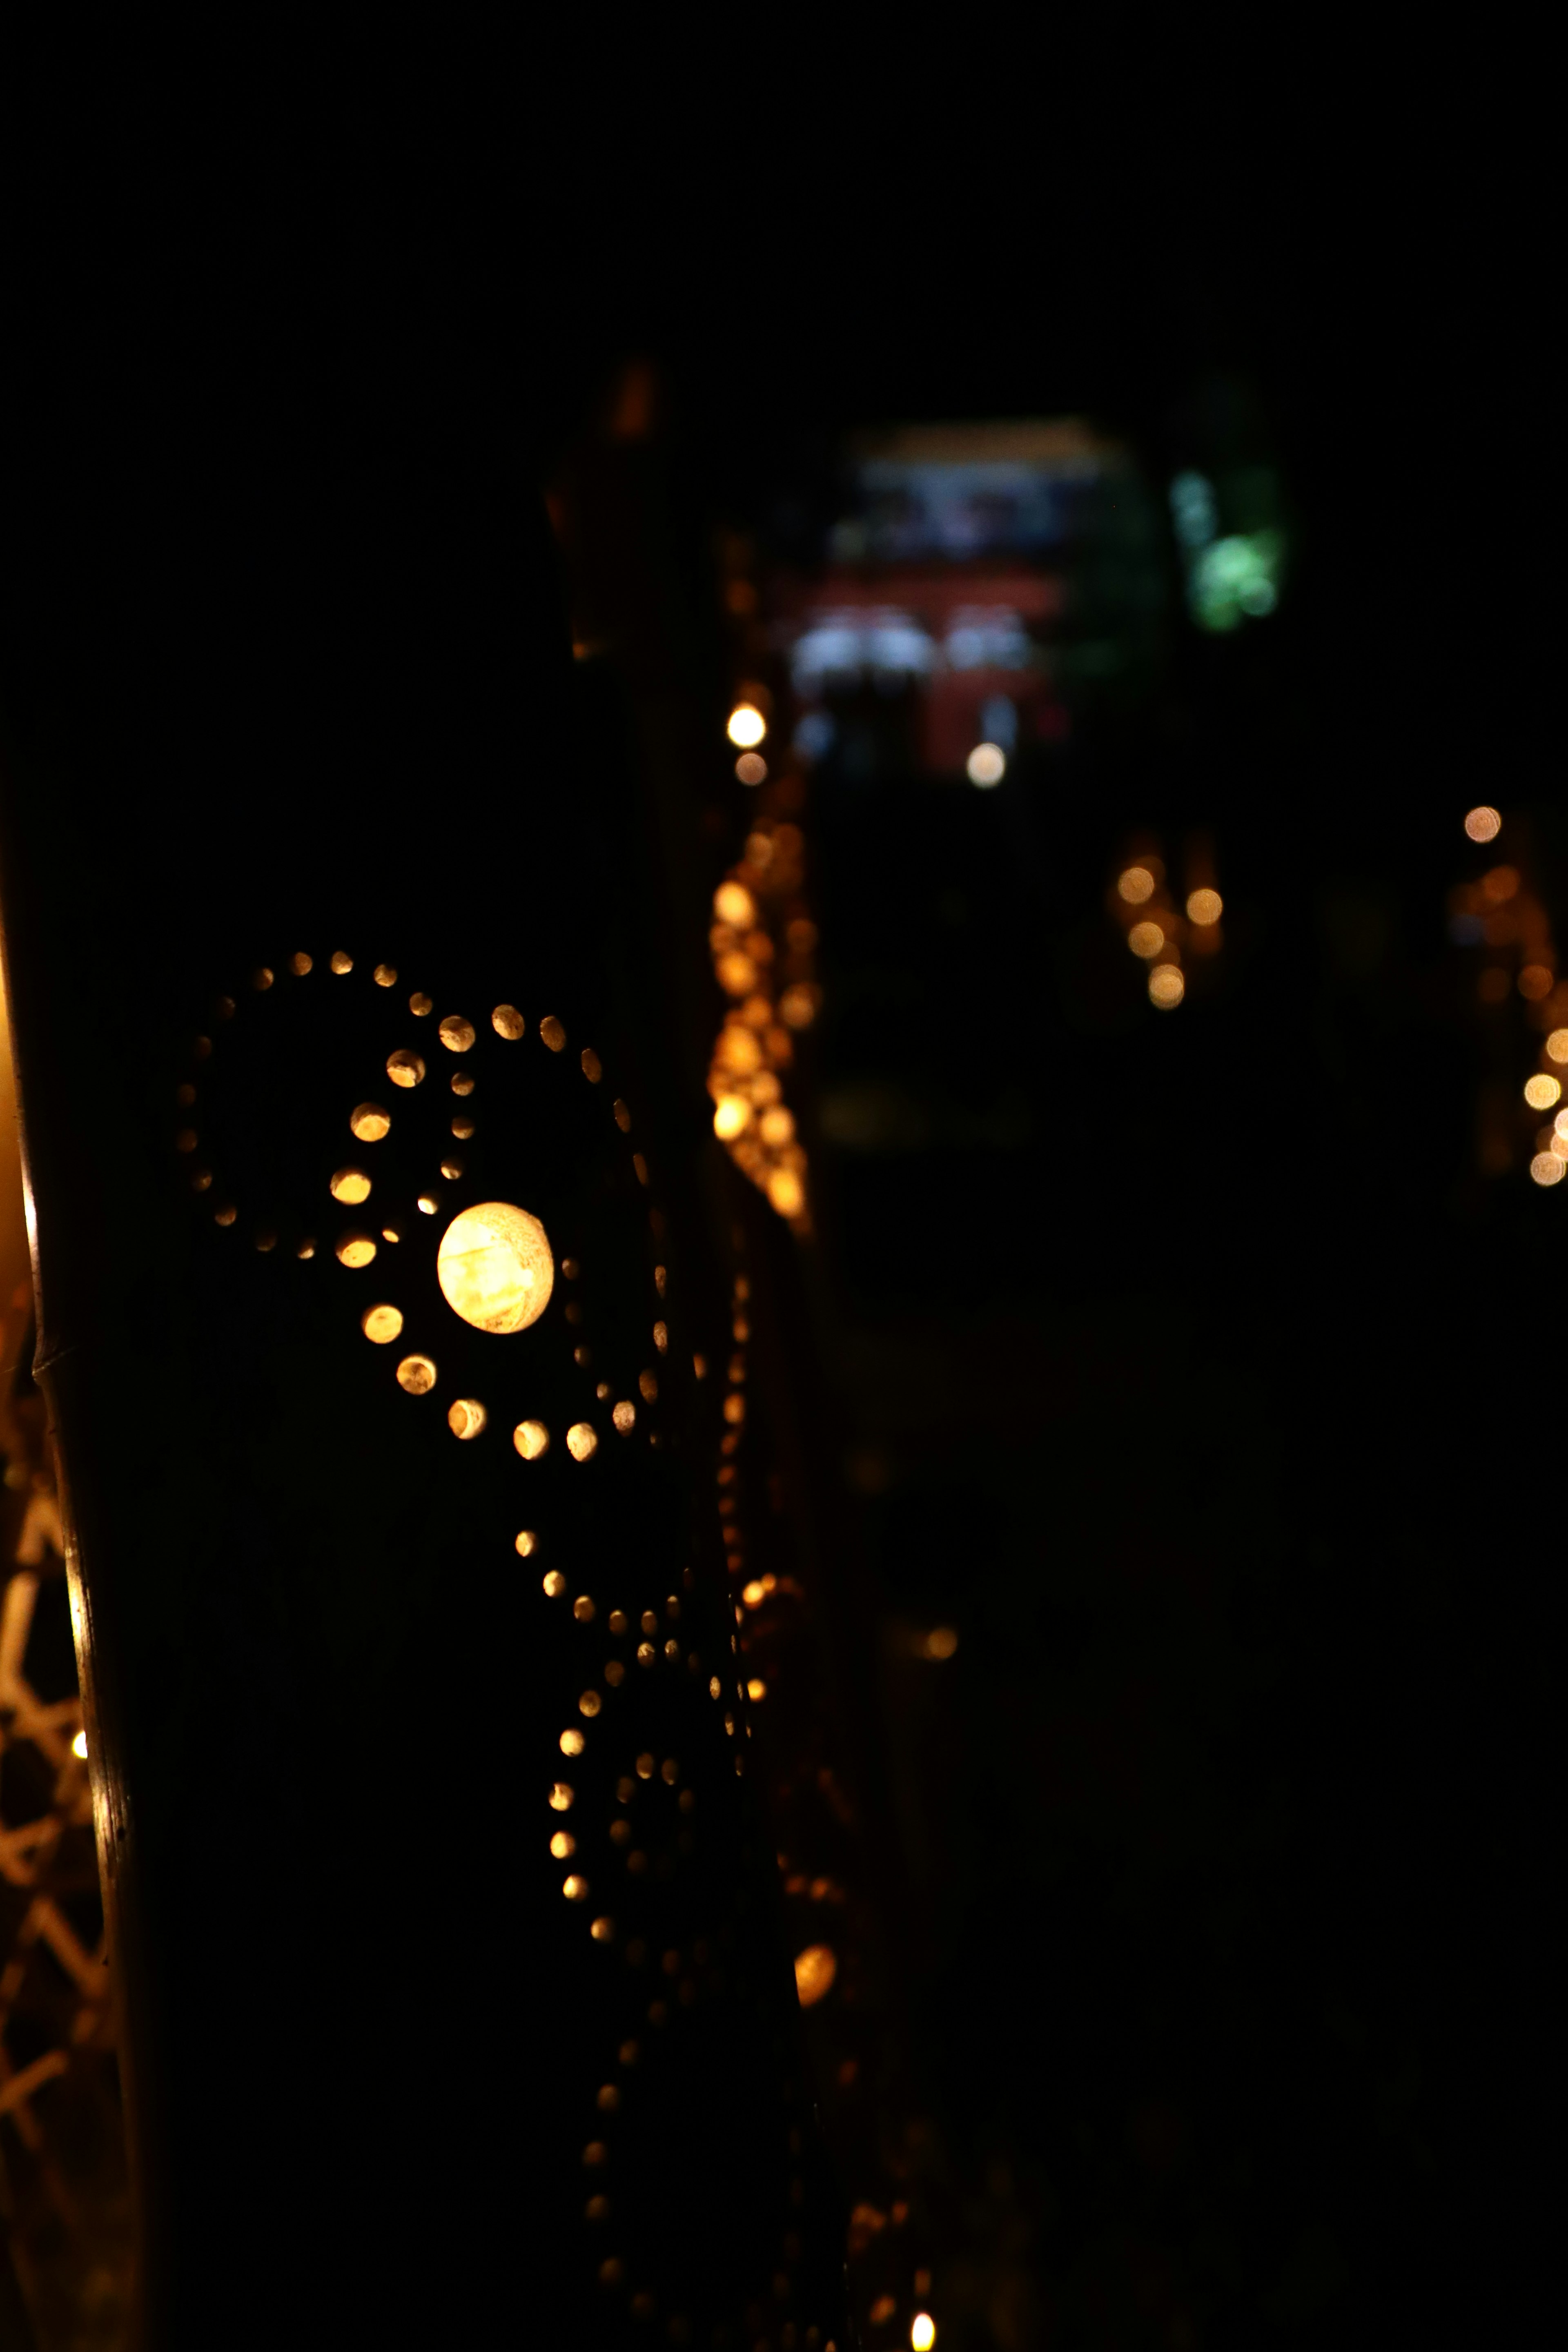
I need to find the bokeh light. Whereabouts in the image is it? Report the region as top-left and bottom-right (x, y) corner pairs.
(1128, 922), (1165, 959)
(793, 1944), (837, 2007)
(1148, 966), (1185, 1009)
(1548, 1030), (1568, 1064)
(735, 752), (767, 785)
(713, 1095), (751, 1140)
(1464, 806), (1502, 843)
(714, 881), (756, 927)
(1117, 867), (1155, 904)
(727, 703), (766, 748)
(1529, 1153), (1565, 1187)
(1186, 888), (1223, 925)
(911, 2319), (937, 2352)
(1523, 1074), (1561, 1110)
(966, 743), (1005, 787)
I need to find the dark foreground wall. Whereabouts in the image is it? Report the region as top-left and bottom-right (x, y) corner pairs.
(0, 230), (851, 2349)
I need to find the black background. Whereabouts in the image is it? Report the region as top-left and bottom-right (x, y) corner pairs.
(2, 44), (1557, 2345)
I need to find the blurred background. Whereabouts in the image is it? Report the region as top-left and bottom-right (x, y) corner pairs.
(0, 75), (1557, 2348)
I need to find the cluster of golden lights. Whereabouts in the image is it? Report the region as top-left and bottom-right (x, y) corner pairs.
(1453, 807), (1568, 1187)
(1109, 846), (1223, 1008)
(707, 823), (818, 1230)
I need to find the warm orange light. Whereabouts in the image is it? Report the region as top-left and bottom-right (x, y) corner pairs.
(514, 1419), (550, 1459)
(361, 1304), (404, 1344)
(385, 1049), (425, 1089)
(330, 1167), (372, 1205)
(759, 1105), (795, 1145)
(1548, 1030), (1568, 1064)
(717, 1025), (764, 1076)
(767, 1168), (804, 1218)
(335, 1232), (377, 1267)
(1482, 865), (1520, 904)
(1529, 1153), (1565, 1187)
(911, 2317), (936, 2351)
(447, 1398), (486, 1439)
(1128, 921), (1164, 959)
(718, 951), (758, 997)
(727, 703), (766, 749)
(735, 753), (767, 785)
(396, 1354), (436, 1393)
(747, 1678), (766, 1701)
(550, 1782), (573, 1809)
(1464, 806), (1502, 843)
(966, 743), (1005, 786)
(779, 985), (816, 1029)
(612, 1401), (636, 1434)
(715, 881), (757, 927)
(1186, 888), (1223, 925)
(793, 1944), (837, 2006)
(1117, 866), (1156, 904)
(714, 1094), (751, 1140)
(550, 1831), (575, 1858)
(350, 1102), (392, 1141)
(1524, 1074), (1561, 1110)
(1519, 965), (1554, 1001)
(1148, 966), (1185, 1010)
(567, 1423), (598, 1461)
(437, 1203), (554, 1333)
(925, 1626), (959, 1659)
(72, 1729), (88, 1760)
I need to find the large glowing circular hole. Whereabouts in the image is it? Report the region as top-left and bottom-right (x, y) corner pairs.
(351, 1103), (392, 1141)
(361, 1304), (404, 1344)
(435, 1204), (553, 1334)
(448, 1398), (487, 1439)
(396, 1355), (437, 1393)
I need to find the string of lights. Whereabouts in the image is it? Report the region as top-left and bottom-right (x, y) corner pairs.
(709, 536), (940, 2352)
(1452, 804), (1568, 1187)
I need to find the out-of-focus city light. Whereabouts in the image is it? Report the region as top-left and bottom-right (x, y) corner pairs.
(1481, 865), (1519, 904)
(1128, 922), (1165, 959)
(566, 1423), (598, 1461)
(911, 2318), (937, 2352)
(793, 1944), (837, 2006)
(924, 1627), (959, 1659)
(727, 703), (766, 748)
(714, 882), (756, 927)
(361, 1303), (403, 1345)
(768, 1168), (805, 1218)
(1555, 1109), (1568, 1138)
(1187, 887), (1223, 925)
(1118, 866), (1156, 904)
(966, 743), (1006, 787)
(1465, 806), (1502, 843)
(1548, 1030), (1568, 1064)
(718, 951), (758, 997)
(747, 1678), (766, 1701)
(1518, 965), (1553, 1001)
(714, 1095), (751, 1140)
(735, 753), (767, 785)
(438, 1203), (554, 1333)
(514, 1419), (549, 1459)
(447, 1398), (486, 1439)
(72, 1729), (88, 1759)
(1529, 1153), (1565, 1187)
(1523, 1074), (1561, 1110)
(759, 1106), (795, 1146)
(1149, 966), (1185, 1010)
